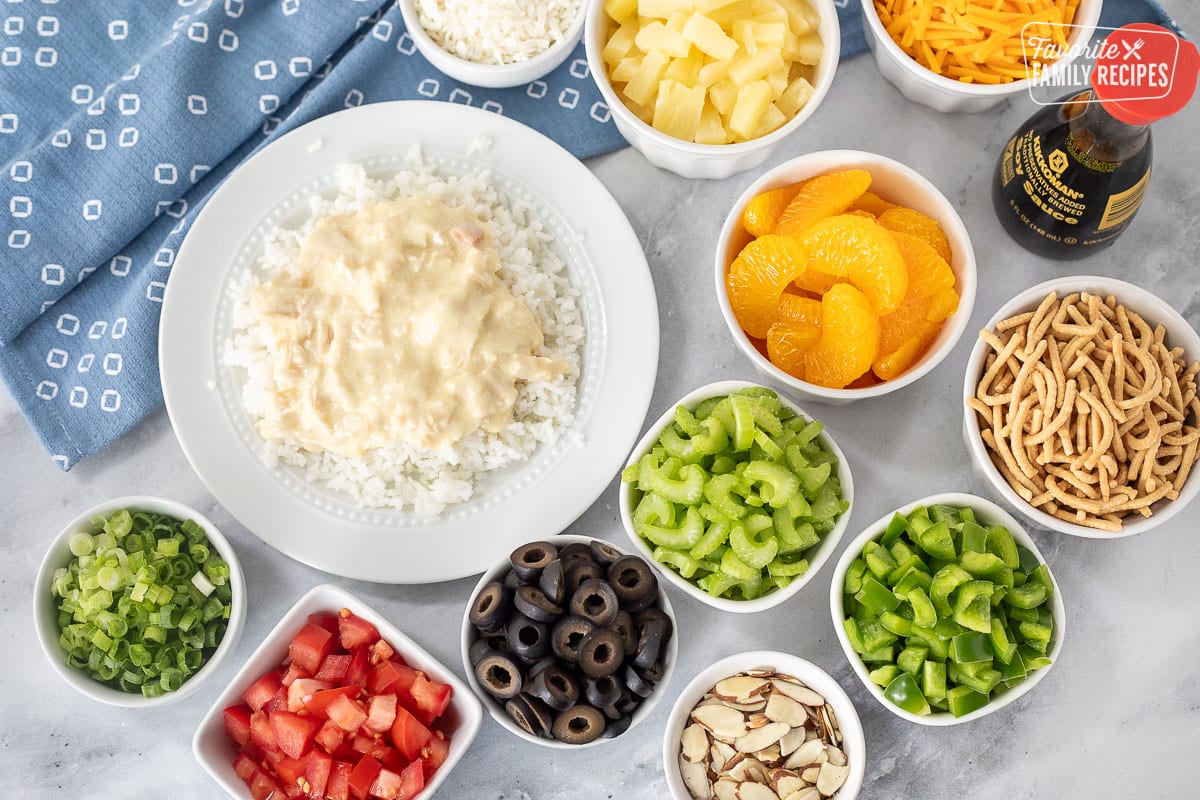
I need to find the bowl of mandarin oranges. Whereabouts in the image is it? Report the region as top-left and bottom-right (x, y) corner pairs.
(715, 149), (978, 404)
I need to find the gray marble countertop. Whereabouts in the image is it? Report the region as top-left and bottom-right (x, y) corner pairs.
(5, 12), (1200, 798)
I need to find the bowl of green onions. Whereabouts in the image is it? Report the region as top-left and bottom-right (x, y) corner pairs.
(34, 496), (246, 707)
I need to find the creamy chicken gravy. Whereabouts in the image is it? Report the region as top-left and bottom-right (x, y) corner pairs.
(249, 197), (567, 457)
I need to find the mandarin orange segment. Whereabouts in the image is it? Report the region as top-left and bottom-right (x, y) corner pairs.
(798, 215), (908, 316)
(873, 323), (941, 381)
(876, 231), (958, 355)
(767, 321), (820, 378)
(803, 283), (880, 389)
(775, 169), (872, 238)
(726, 234), (808, 339)
(794, 270), (841, 296)
(775, 293), (823, 328)
(851, 191), (899, 217)
(877, 207), (953, 262)
(741, 184), (803, 237)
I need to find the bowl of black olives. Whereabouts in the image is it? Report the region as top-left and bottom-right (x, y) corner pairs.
(461, 535), (679, 747)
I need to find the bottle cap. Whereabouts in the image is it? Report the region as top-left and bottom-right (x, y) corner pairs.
(1090, 23), (1200, 126)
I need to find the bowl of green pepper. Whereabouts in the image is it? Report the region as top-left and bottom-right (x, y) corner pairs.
(619, 380), (854, 614)
(829, 493), (1065, 725)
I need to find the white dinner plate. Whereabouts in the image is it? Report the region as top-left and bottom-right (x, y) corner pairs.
(160, 101), (658, 584)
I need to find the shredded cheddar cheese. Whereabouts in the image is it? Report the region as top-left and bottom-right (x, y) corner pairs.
(873, 0), (1080, 84)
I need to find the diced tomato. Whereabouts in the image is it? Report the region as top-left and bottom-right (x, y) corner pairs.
(244, 670), (284, 712)
(338, 611), (380, 651)
(368, 639), (395, 664)
(304, 749), (332, 800)
(422, 732), (449, 778)
(251, 710), (279, 753)
(327, 760), (352, 800)
(288, 678), (333, 712)
(342, 647), (370, 688)
(364, 693), (397, 733)
(369, 768), (403, 800)
(407, 673), (452, 726)
(264, 686), (289, 714)
(290, 623), (335, 674)
(351, 732), (375, 755)
(233, 752), (260, 782)
(223, 704), (253, 747)
(347, 755), (382, 800)
(327, 694), (369, 732)
(282, 662), (312, 687)
(308, 613), (341, 636)
(270, 711), (321, 760)
(389, 705), (432, 762)
(249, 772), (284, 800)
(305, 685), (361, 719)
(396, 759), (426, 800)
(315, 654), (352, 683)
(368, 661), (417, 696)
(315, 719), (346, 754)
(274, 755), (308, 787)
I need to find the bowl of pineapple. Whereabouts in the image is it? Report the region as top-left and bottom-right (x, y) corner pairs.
(585, 0), (841, 179)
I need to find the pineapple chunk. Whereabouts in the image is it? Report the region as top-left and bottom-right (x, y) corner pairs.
(623, 48), (671, 106)
(734, 20), (787, 48)
(775, 74), (815, 117)
(764, 63), (789, 95)
(782, 29), (801, 60)
(664, 47), (705, 85)
(637, 0), (693, 19)
(728, 46), (784, 85)
(634, 20), (692, 58)
(777, 0), (813, 36)
(794, 32), (823, 66)
(696, 57), (731, 87)
(681, 12), (739, 61)
(612, 53), (644, 83)
(703, 0), (759, 25)
(708, 79), (739, 116)
(653, 79), (707, 141)
(696, 102), (729, 144)
(606, 0), (640, 25)
(750, 101), (787, 139)
(603, 23), (638, 66)
(728, 79), (773, 139)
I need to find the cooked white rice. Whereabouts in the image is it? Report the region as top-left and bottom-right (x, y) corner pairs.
(225, 159), (583, 515)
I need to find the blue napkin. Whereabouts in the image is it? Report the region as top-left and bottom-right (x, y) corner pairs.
(0, 0), (1185, 469)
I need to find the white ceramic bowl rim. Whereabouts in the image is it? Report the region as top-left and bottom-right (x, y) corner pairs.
(618, 379), (854, 613)
(829, 492), (1067, 726)
(32, 495), (247, 708)
(962, 275), (1200, 538)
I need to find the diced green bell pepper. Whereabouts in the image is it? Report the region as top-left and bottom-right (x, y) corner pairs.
(914, 520), (957, 562)
(864, 542), (899, 581)
(931, 564), (972, 617)
(1006, 581), (1048, 609)
(922, 660), (947, 702)
(884, 672), (931, 715)
(879, 611), (914, 638)
(984, 524), (1020, 569)
(952, 580), (994, 633)
(843, 558), (869, 595)
(950, 631), (993, 664)
(989, 618), (1018, 665)
(856, 577), (901, 616)
(870, 665), (903, 687)
(959, 550), (1008, 580)
(897, 645), (928, 676)
(1018, 620), (1053, 653)
(1018, 645), (1053, 670)
(906, 587), (938, 628)
(949, 661), (1002, 694)
(946, 685), (990, 717)
(893, 567), (933, 595)
(881, 512), (909, 546)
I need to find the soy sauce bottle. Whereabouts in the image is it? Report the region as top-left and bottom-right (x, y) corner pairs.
(992, 90), (1152, 260)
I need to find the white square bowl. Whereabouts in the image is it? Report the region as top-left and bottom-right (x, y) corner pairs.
(193, 583), (483, 799)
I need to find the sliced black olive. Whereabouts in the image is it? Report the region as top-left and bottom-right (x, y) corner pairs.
(566, 560), (604, 596)
(551, 704), (606, 745)
(550, 615), (595, 663)
(569, 578), (619, 628)
(527, 664), (579, 711)
(577, 628), (625, 679)
(468, 637), (496, 667)
(615, 689), (640, 715)
(585, 675), (622, 709)
(633, 607), (674, 644)
(537, 559), (567, 605)
(475, 652), (523, 700)
(528, 655), (557, 677)
(633, 616), (667, 670)
(558, 542), (593, 562)
(510, 541), (558, 582)
(505, 614), (548, 661)
(503, 569), (521, 591)
(604, 715), (633, 738)
(611, 611), (637, 655)
(638, 661), (665, 684)
(623, 663), (653, 697)
(513, 584), (564, 623)
(601, 702), (622, 721)
(588, 539), (624, 566)
(505, 693), (553, 739)
(608, 556), (658, 610)
(469, 581), (509, 634)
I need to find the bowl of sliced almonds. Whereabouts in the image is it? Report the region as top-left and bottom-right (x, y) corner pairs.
(663, 651), (864, 800)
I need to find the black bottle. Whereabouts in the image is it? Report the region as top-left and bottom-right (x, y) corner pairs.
(992, 90), (1152, 260)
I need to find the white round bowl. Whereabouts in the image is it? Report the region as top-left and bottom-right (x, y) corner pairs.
(460, 534), (679, 748)
(33, 495), (247, 708)
(398, 0), (587, 88)
(584, 0), (841, 179)
(715, 150), (978, 405)
(963, 275), (1200, 539)
(829, 492), (1066, 726)
(663, 650), (866, 800)
(860, 0), (1103, 113)
(619, 380), (854, 613)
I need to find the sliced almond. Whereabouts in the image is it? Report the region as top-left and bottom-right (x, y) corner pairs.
(824, 745), (847, 768)
(725, 699), (769, 713)
(735, 722), (791, 754)
(682, 724), (710, 763)
(764, 692), (809, 727)
(782, 790), (821, 800)
(769, 769), (805, 797)
(711, 743), (730, 774)
(714, 781), (740, 800)
(736, 783), (780, 800)
(692, 704), (750, 742)
(714, 676), (771, 704)
(752, 744), (781, 764)
(783, 739), (825, 770)
(779, 726), (807, 757)
(800, 767), (820, 784)
(815, 763), (850, 796)
(680, 755), (714, 800)
(720, 754), (751, 782)
(746, 667), (776, 678)
(747, 713), (772, 729)
(770, 679), (825, 708)
(744, 759), (769, 785)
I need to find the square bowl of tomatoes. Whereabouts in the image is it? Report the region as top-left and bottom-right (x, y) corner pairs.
(193, 583), (483, 800)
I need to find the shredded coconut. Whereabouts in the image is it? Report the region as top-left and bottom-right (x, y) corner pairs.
(413, 0), (582, 65)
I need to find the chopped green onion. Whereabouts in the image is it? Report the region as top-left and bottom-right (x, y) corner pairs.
(68, 533), (94, 557)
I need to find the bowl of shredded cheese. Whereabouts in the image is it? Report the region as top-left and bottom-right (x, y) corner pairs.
(860, 0), (1103, 113)
(400, 0), (588, 88)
